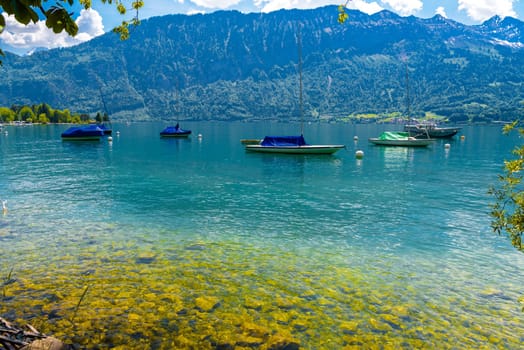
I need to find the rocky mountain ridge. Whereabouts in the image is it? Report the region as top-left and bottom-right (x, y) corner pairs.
(1, 6), (523, 122)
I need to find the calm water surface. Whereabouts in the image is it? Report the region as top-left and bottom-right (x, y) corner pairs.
(0, 122), (523, 349)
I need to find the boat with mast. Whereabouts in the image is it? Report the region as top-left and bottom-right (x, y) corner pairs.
(245, 29), (344, 155)
(160, 87), (191, 138)
(369, 61), (434, 147)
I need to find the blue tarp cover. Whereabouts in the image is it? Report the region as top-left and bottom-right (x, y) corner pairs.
(161, 123), (191, 135)
(162, 126), (188, 133)
(61, 125), (104, 137)
(261, 135), (307, 146)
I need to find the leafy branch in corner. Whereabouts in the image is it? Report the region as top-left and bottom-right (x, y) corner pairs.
(0, 0), (145, 65)
(489, 120), (524, 252)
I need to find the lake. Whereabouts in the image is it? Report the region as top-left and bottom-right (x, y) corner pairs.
(0, 122), (523, 349)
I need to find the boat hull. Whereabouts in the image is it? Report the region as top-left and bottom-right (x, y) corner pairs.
(160, 132), (191, 138)
(245, 144), (345, 154)
(404, 125), (461, 139)
(368, 138), (434, 147)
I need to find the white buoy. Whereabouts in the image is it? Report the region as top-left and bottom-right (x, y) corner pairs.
(2, 200), (7, 215)
(116, 131), (120, 136)
(444, 143), (450, 149)
(4, 130), (8, 135)
(353, 136), (359, 141)
(108, 136), (113, 142)
(198, 133), (203, 139)
(355, 150), (364, 159)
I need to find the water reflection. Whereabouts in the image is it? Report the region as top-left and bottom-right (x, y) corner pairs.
(379, 146), (415, 169)
(0, 123), (523, 349)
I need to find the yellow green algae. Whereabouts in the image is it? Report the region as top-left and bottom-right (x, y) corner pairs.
(1, 235), (523, 349)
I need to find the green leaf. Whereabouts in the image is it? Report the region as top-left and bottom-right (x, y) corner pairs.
(10, 1), (39, 25)
(117, 3), (126, 15)
(45, 6), (78, 36)
(337, 5), (349, 24)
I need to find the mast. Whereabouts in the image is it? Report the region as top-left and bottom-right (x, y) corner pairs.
(99, 88), (110, 124)
(405, 62), (410, 121)
(175, 82), (179, 124)
(298, 28), (304, 136)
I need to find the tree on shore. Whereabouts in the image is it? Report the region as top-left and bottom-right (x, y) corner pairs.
(0, 0), (144, 64)
(0, 106), (15, 122)
(490, 121), (524, 252)
(0, 103), (88, 123)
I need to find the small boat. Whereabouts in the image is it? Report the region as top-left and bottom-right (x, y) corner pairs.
(368, 131), (434, 147)
(160, 123), (191, 138)
(404, 120), (461, 138)
(161, 86), (191, 138)
(245, 135), (345, 154)
(61, 125), (104, 141)
(245, 31), (344, 156)
(369, 62), (434, 147)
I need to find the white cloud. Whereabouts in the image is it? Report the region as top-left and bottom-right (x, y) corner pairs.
(348, 0), (384, 15)
(435, 6), (447, 18)
(253, 0), (332, 13)
(76, 9), (105, 37)
(0, 9), (104, 54)
(458, 0), (517, 22)
(190, 0), (242, 9)
(380, 0), (422, 16)
(251, 0), (382, 14)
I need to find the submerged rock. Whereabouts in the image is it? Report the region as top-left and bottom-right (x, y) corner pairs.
(195, 296), (220, 312)
(1, 317), (69, 350)
(20, 337), (68, 350)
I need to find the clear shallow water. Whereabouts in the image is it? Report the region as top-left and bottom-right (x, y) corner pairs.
(0, 122), (523, 349)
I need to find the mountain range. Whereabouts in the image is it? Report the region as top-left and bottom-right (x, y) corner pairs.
(1, 6), (523, 123)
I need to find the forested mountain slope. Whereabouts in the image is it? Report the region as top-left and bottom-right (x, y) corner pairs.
(1, 6), (523, 122)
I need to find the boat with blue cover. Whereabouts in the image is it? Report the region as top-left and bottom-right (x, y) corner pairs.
(244, 31), (344, 155)
(61, 125), (104, 141)
(160, 123), (191, 138)
(245, 135), (344, 154)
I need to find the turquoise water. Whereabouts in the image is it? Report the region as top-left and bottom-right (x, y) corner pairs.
(0, 122), (523, 349)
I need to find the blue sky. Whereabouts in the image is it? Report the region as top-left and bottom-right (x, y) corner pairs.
(1, 0), (524, 55)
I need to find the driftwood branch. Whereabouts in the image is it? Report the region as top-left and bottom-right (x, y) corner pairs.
(0, 317), (47, 350)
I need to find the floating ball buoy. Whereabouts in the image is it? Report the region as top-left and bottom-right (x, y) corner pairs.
(4, 130), (8, 135)
(444, 143), (450, 149)
(353, 136), (359, 141)
(116, 131), (120, 136)
(460, 135), (465, 140)
(108, 136), (113, 142)
(355, 150), (364, 159)
(198, 133), (203, 139)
